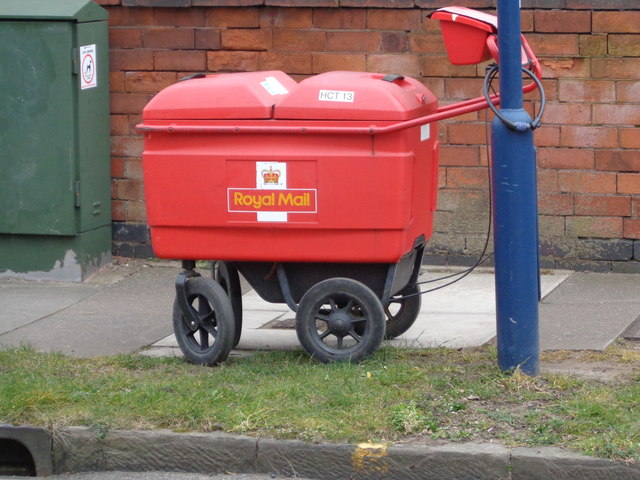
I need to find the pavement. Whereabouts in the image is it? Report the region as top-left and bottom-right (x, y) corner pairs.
(2, 258), (640, 479)
(1, 258), (639, 358)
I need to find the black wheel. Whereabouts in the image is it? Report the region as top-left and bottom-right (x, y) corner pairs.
(295, 278), (385, 363)
(384, 284), (422, 340)
(173, 276), (235, 366)
(212, 261), (243, 347)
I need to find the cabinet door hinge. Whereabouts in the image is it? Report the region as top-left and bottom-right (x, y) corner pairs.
(72, 47), (79, 75)
(74, 181), (81, 208)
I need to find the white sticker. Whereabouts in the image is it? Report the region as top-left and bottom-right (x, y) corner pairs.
(79, 44), (97, 90)
(260, 76), (289, 96)
(420, 124), (431, 142)
(256, 161), (287, 222)
(318, 90), (355, 103)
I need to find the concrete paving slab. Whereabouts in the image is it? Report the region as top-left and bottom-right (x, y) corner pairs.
(540, 302), (640, 351)
(0, 280), (96, 335)
(0, 266), (175, 357)
(542, 272), (640, 304)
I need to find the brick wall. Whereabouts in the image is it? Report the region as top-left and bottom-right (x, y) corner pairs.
(99, 0), (640, 272)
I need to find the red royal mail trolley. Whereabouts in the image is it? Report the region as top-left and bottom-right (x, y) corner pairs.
(138, 7), (542, 365)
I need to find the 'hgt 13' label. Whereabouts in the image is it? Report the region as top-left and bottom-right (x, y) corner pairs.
(228, 189), (317, 213)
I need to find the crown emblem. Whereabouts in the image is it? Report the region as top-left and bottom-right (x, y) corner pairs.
(262, 166), (281, 184)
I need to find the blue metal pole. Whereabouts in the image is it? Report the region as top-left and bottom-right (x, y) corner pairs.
(492, 0), (540, 375)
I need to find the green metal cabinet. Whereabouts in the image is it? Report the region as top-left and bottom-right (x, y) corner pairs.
(0, 0), (111, 281)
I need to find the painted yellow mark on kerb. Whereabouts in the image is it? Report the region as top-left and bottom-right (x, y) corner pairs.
(352, 443), (389, 475)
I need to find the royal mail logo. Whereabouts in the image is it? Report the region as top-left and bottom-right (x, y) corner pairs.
(228, 188), (317, 214)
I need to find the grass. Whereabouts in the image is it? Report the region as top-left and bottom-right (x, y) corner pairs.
(1, 344), (639, 462)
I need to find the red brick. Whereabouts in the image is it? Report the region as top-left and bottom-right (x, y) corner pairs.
(111, 157), (126, 178)
(96, 0), (121, 5)
(154, 50), (207, 71)
(620, 128), (640, 149)
(127, 201), (148, 223)
(558, 171), (617, 194)
(326, 31), (380, 53)
(367, 9), (420, 31)
(111, 137), (144, 158)
(111, 115), (130, 136)
(596, 149), (640, 173)
(534, 125), (561, 148)
(422, 77), (445, 100)
(447, 123), (486, 146)
(633, 198), (640, 217)
(618, 173), (640, 194)
(608, 35), (640, 57)
(439, 146), (480, 167)
(267, 0), (336, 6)
(381, 32), (409, 53)
(110, 72), (126, 92)
(537, 148), (594, 170)
(593, 11), (640, 34)
(521, 10), (534, 33)
(623, 219), (640, 239)
(115, 178), (144, 201)
(107, 7), (154, 27)
(110, 49), (154, 71)
(342, 0), (412, 7)
(207, 51), (259, 72)
(593, 104), (640, 126)
(421, 55), (478, 78)
(538, 193), (574, 216)
(616, 81), (640, 103)
(408, 33), (445, 54)
(539, 215), (566, 238)
(561, 126), (617, 149)
(558, 80), (615, 103)
(260, 52), (313, 74)
(540, 57), (589, 79)
(222, 29), (273, 51)
(125, 72), (178, 93)
(125, 158), (144, 180)
(154, 8), (206, 27)
(260, 8), (313, 28)
(444, 78), (485, 101)
(109, 27), (143, 49)
(534, 10), (591, 33)
(143, 27), (195, 49)
(539, 79), (559, 102)
(592, 58), (640, 80)
(542, 102), (591, 125)
(275, 30), (327, 52)
(313, 8), (366, 29)
(195, 28), (221, 49)
(366, 54), (420, 76)
(566, 216), (623, 239)
(578, 34), (607, 56)
(206, 8), (260, 28)
(111, 93), (153, 114)
(111, 201), (126, 222)
(526, 33), (579, 56)
(446, 167), (490, 189)
(194, 0), (262, 5)
(538, 169), (559, 192)
(312, 53), (365, 73)
(574, 195), (631, 217)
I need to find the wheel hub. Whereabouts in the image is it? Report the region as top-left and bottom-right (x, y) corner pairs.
(327, 311), (352, 336)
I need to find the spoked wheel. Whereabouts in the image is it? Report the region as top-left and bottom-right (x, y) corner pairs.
(384, 283), (422, 340)
(295, 278), (385, 363)
(173, 276), (235, 366)
(212, 261), (243, 347)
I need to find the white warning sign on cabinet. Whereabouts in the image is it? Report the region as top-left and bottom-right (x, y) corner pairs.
(80, 44), (97, 90)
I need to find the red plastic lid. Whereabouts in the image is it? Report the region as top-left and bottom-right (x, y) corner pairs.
(274, 71), (438, 121)
(142, 71), (297, 120)
(430, 6), (498, 33)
